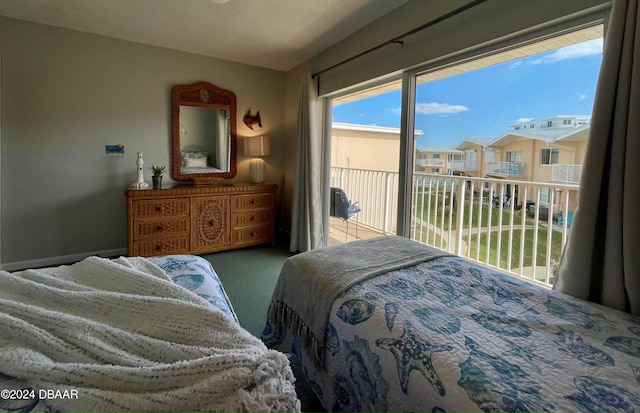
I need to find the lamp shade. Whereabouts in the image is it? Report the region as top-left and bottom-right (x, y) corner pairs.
(244, 136), (270, 157)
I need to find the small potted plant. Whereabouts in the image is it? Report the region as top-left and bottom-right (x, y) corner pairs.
(149, 165), (166, 189)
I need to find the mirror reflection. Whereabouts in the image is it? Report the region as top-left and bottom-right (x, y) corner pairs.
(171, 81), (237, 185)
(179, 106), (230, 173)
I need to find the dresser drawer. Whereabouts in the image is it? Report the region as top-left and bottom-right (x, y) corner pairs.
(133, 199), (189, 218)
(233, 224), (273, 246)
(233, 209), (272, 228)
(132, 236), (189, 256)
(233, 193), (273, 210)
(133, 218), (189, 240)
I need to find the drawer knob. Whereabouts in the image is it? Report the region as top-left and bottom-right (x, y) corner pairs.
(249, 199), (255, 205)
(209, 219), (215, 226)
(249, 215), (255, 221)
(155, 242), (172, 252)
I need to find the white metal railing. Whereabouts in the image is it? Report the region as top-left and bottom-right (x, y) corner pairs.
(411, 174), (578, 287)
(331, 167), (399, 235)
(552, 164), (582, 184)
(449, 160), (477, 170)
(331, 166), (579, 288)
(485, 161), (526, 176)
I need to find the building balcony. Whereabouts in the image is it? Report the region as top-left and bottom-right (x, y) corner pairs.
(551, 164), (582, 184)
(415, 159), (446, 167)
(449, 160), (477, 171)
(485, 161), (526, 177)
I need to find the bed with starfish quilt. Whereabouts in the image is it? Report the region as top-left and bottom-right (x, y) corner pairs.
(263, 236), (640, 412)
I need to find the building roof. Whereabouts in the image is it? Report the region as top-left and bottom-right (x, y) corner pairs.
(453, 138), (494, 150)
(332, 122), (423, 136)
(490, 123), (590, 146)
(555, 124), (591, 142)
(416, 146), (463, 153)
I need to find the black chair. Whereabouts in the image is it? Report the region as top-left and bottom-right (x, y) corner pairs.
(330, 187), (361, 242)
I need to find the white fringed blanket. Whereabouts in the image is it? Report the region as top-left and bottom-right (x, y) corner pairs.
(0, 256), (300, 412)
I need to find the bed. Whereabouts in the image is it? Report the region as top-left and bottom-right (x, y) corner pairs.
(263, 236), (640, 412)
(1, 254), (300, 412)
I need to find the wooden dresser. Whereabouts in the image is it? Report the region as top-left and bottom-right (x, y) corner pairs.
(125, 183), (277, 257)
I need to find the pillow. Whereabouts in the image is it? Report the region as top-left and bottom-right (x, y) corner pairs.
(184, 157), (208, 168)
(183, 151), (208, 159)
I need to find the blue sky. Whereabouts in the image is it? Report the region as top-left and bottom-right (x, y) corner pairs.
(332, 38), (603, 148)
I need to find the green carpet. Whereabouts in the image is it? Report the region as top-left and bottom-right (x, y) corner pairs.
(201, 244), (326, 412)
(202, 244), (293, 337)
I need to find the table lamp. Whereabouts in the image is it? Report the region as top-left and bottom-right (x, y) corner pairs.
(244, 136), (270, 184)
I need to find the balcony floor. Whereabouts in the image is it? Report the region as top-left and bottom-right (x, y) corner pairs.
(329, 216), (385, 246)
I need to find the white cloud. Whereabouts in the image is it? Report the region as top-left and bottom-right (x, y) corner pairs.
(509, 61), (523, 70)
(578, 94), (587, 100)
(529, 38), (603, 65)
(414, 102), (469, 115)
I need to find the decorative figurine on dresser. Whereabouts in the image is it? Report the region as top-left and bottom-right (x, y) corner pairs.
(125, 82), (276, 257)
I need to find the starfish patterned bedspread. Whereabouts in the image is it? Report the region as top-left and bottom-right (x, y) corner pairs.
(263, 252), (640, 412)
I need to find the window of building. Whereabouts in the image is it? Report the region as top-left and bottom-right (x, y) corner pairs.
(506, 151), (523, 162)
(432, 154), (440, 159)
(448, 154), (463, 161)
(540, 148), (559, 165)
(539, 187), (550, 203)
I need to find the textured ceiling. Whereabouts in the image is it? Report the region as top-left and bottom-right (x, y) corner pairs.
(0, 0), (409, 71)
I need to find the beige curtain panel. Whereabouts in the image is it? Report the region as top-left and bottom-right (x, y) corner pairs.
(554, 0), (640, 315)
(289, 73), (327, 252)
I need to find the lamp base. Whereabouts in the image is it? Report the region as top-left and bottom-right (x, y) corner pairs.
(249, 158), (266, 184)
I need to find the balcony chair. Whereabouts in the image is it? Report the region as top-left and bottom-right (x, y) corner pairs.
(330, 187), (361, 242)
(557, 210), (574, 226)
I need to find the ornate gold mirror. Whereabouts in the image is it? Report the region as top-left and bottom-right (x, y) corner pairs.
(171, 82), (237, 185)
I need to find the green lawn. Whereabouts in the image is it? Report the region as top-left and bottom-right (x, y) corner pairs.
(466, 228), (564, 269)
(413, 191), (564, 281)
(410, 224), (447, 249)
(415, 193), (527, 230)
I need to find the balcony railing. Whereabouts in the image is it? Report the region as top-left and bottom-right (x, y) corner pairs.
(485, 161), (526, 176)
(552, 164), (582, 184)
(331, 167), (399, 235)
(449, 160), (477, 171)
(415, 159), (446, 167)
(331, 166), (579, 288)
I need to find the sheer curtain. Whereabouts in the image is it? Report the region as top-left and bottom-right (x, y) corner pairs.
(289, 73), (327, 252)
(554, 0), (640, 315)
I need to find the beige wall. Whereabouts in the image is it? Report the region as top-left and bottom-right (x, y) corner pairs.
(0, 17), (286, 268)
(331, 129), (400, 172)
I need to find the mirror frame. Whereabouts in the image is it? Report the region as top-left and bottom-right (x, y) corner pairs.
(171, 81), (237, 185)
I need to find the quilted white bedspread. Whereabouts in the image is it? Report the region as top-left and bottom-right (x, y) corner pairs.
(1, 256), (299, 412)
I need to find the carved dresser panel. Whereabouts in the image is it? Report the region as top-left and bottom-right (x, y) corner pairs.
(125, 184), (276, 257)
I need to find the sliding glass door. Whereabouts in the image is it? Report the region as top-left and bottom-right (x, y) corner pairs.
(328, 80), (402, 245)
(408, 24), (603, 285)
